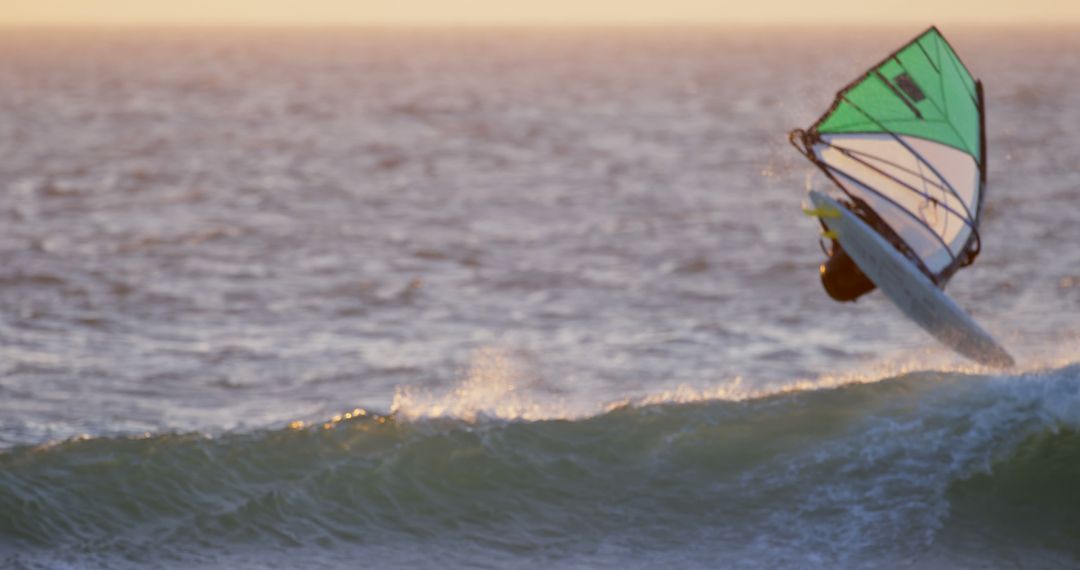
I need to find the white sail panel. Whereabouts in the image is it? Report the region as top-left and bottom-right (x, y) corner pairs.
(810, 133), (980, 275)
(903, 136), (981, 208)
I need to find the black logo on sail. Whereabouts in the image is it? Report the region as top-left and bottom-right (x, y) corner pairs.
(893, 73), (926, 102)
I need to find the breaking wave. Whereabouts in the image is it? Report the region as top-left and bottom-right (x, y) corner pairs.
(4, 363), (1080, 569)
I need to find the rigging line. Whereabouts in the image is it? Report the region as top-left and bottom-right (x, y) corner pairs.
(836, 95), (978, 227)
(826, 146), (970, 255)
(821, 118), (963, 127)
(823, 162), (958, 269)
(825, 141), (978, 238)
(939, 35), (979, 104)
(826, 139), (978, 223)
(931, 38), (979, 128)
(798, 136), (939, 280)
(933, 27), (981, 99)
(955, 81), (987, 266)
(914, 151), (952, 243)
(808, 129), (980, 168)
(812, 119), (978, 151)
(915, 38), (939, 74)
(834, 141), (958, 200)
(936, 36), (950, 124)
(816, 118), (980, 282)
(817, 173), (938, 282)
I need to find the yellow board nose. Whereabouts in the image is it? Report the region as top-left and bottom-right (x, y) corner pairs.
(802, 207), (841, 219)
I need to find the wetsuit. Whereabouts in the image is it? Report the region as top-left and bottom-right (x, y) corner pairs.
(820, 241), (876, 302)
(818, 200), (894, 303)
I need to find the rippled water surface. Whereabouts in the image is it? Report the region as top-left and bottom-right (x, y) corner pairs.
(1, 26), (1079, 569)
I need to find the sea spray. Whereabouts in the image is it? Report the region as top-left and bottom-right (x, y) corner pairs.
(390, 346), (569, 422)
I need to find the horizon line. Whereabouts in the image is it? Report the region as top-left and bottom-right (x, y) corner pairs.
(3, 20), (1079, 28)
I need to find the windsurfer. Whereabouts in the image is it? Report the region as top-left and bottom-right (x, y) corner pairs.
(817, 199), (898, 302)
(820, 239), (876, 302)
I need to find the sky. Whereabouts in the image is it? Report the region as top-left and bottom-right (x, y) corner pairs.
(2, 0), (1078, 26)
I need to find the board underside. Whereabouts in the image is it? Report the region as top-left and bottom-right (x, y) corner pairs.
(810, 190), (1013, 367)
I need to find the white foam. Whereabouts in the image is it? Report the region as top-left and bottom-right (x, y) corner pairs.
(388, 339), (1080, 427)
(390, 346), (579, 422)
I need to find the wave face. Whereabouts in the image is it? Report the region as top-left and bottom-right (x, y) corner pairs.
(4, 364), (1080, 569)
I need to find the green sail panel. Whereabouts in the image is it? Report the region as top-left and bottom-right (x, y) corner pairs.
(813, 27), (981, 164)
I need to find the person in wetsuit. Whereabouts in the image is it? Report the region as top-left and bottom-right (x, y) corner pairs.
(817, 199), (893, 303)
(818, 197), (981, 303)
(820, 240), (876, 302)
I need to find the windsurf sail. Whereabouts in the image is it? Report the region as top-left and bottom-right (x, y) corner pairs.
(791, 26), (985, 286)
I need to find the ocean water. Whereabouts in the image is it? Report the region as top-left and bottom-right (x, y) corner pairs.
(1, 26), (1079, 569)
